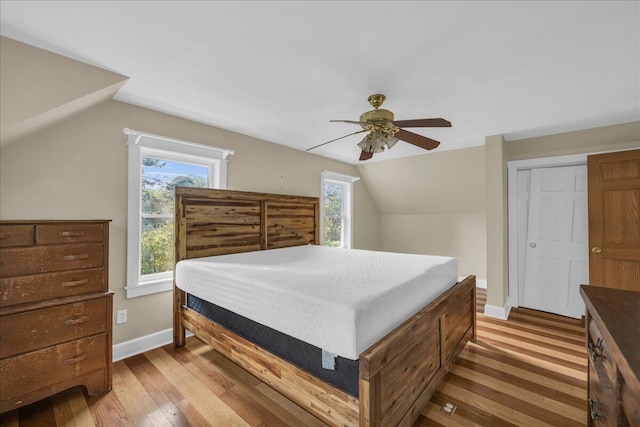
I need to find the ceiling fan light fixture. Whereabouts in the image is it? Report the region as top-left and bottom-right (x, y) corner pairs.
(385, 134), (399, 150)
(357, 133), (375, 152)
(372, 131), (398, 151)
(358, 131), (400, 153)
(358, 132), (386, 153)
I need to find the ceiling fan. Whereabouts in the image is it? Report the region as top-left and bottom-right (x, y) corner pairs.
(307, 94), (451, 161)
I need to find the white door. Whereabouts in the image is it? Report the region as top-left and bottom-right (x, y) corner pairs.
(522, 165), (589, 318)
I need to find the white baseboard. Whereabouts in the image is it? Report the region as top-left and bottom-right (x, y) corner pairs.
(113, 328), (193, 362)
(483, 296), (512, 320)
(459, 277), (487, 289)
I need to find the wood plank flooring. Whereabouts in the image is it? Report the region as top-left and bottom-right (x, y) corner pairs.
(0, 288), (587, 426)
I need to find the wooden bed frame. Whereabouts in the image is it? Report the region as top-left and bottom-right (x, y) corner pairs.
(173, 187), (476, 427)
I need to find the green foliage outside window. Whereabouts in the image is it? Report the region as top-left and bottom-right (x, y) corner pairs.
(141, 221), (174, 275)
(140, 157), (207, 275)
(323, 183), (343, 247)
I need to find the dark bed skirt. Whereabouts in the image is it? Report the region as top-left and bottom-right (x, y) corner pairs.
(187, 294), (360, 397)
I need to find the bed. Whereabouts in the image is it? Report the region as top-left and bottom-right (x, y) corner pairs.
(173, 187), (476, 427)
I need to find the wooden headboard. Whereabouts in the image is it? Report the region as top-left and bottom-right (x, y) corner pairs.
(174, 187), (320, 262)
(173, 187), (320, 346)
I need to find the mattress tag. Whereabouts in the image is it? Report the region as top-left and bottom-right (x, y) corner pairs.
(321, 349), (337, 370)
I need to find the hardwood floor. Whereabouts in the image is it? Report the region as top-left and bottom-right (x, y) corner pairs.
(0, 288), (587, 426)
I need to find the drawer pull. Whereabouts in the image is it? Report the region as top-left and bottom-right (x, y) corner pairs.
(588, 398), (603, 421)
(589, 337), (604, 362)
(63, 353), (89, 364)
(64, 316), (90, 326)
(59, 231), (86, 237)
(62, 254), (89, 261)
(61, 279), (89, 288)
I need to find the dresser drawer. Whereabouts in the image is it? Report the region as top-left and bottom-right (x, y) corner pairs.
(0, 334), (107, 402)
(0, 225), (34, 248)
(0, 268), (105, 307)
(0, 297), (107, 358)
(36, 223), (104, 245)
(588, 318), (616, 385)
(0, 243), (103, 278)
(588, 362), (614, 426)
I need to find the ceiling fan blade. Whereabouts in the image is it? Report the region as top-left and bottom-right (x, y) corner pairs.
(330, 120), (364, 125)
(395, 129), (441, 150)
(359, 150), (374, 161)
(393, 118), (451, 128)
(305, 129), (368, 152)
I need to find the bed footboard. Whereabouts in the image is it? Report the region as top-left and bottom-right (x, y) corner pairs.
(359, 275), (476, 426)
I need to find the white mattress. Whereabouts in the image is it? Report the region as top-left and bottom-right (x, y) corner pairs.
(176, 245), (458, 360)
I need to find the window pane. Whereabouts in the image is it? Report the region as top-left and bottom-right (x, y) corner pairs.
(141, 217), (174, 275)
(324, 183), (343, 217)
(142, 157), (208, 215)
(140, 157), (208, 276)
(324, 217), (343, 247)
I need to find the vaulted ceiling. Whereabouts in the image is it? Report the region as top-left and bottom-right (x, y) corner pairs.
(1, 1), (638, 164)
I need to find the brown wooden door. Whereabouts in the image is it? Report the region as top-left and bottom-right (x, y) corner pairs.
(587, 149), (640, 290)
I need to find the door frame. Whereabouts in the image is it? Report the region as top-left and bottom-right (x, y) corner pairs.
(508, 153), (591, 310)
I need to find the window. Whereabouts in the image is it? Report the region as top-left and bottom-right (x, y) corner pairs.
(125, 129), (233, 298)
(320, 171), (359, 249)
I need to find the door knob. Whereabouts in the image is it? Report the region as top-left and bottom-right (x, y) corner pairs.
(591, 247), (602, 254)
(529, 243), (536, 248)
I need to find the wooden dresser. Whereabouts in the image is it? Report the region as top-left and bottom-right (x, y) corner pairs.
(580, 285), (640, 426)
(0, 220), (113, 413)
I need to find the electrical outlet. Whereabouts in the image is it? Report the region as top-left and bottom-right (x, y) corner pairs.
(116, 309), (127, 324)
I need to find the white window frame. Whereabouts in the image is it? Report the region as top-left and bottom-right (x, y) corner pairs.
(125, 128), (233, 298)
(320, 171), (359, 249)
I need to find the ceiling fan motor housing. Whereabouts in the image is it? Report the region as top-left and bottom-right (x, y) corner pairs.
(360, 108), (399, 135)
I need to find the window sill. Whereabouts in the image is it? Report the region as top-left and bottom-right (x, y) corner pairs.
(125, 279), (173, 298)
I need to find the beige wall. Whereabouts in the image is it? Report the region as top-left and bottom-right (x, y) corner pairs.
(380, 214), (486, 278)
(0, 36), (128, 144)
(485, 121), (640, 310)
(357, 145), (487, 279)
(485, 135), (509, 307)
(0, 100), (381, 344)
(507, 121), (640, 160)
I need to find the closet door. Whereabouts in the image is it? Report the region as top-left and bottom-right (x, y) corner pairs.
(588, 149), (640, 291)
(522, 165), (589, 318)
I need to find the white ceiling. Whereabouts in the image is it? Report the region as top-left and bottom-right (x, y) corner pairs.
(1, 1), (638, 164)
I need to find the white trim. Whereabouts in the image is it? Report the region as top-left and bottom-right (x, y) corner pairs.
(113, 328), (193, 362)
(124, 280), (173, 298)
(506, 148), (635, 308)
(125, 128), (231, 298)
(321, 170), (360, 183)
(124, 128), (234, 160)
(320, 171), (359, 249)
(483, 296), (512, 320)
(507, 153), (589, 170)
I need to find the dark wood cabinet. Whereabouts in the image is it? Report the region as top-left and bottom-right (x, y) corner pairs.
(0, 220), (113, 413)
(580, 285), (640, 426)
